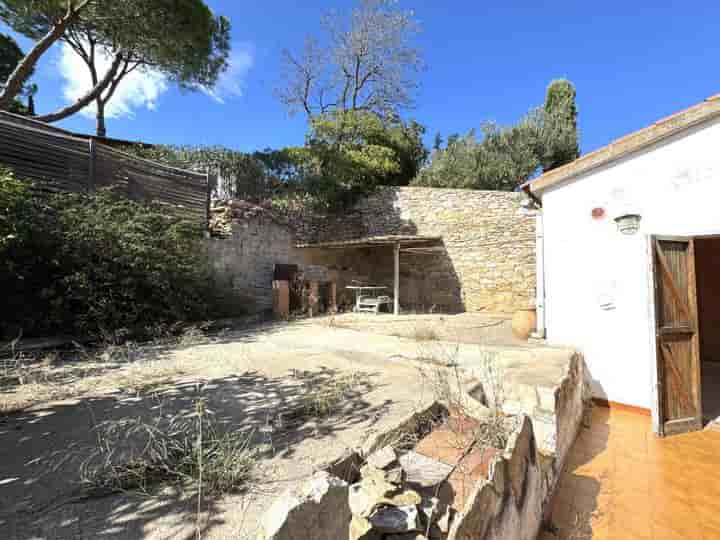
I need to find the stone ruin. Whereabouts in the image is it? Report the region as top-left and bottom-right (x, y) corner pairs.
(256, 352), (589, 540)
(258, 404), (554, 540)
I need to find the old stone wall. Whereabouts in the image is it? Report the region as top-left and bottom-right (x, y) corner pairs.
(355, 187), (536, 312)
(302, 245), (463, 313)
(207, 187), (536, 315)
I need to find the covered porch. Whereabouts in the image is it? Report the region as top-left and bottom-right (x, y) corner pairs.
(296, 234), (448, 315)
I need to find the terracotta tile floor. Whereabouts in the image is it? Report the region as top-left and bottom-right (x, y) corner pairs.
(541, 407), (720, 540)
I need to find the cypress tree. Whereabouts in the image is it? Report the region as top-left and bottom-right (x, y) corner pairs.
(541, 79), (580, 171)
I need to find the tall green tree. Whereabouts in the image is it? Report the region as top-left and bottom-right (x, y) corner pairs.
(414, 80), (581, 191)
(305, 110), (427, 195)
(541, 79), (579, 171)
(0, 0), (231, 127)
(0, 33), (36, 114)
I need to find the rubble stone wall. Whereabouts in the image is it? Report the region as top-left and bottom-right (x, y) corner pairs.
(205, 203), (303, 313)
(257, 350), (589, 540)
(449, 352), (588, 540)
(355, 187), (536, 312)
(206, 187), (536, 314)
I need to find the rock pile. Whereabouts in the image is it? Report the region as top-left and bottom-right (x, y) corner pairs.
(348, 445), (456, 540)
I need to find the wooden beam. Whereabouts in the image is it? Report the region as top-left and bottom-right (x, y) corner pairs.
(394, 241), (400, 316)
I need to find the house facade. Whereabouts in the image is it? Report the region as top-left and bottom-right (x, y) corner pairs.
(528, 95), (720, 435)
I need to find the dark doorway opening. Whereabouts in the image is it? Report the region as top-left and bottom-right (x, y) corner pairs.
(695, 237), (720, 425)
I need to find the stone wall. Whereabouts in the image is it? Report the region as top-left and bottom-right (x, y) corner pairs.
(352, 187), (536, 312)
(302, 245), (463, 313)
(206, 187), (536, 315)
(205, 202), (304, 313)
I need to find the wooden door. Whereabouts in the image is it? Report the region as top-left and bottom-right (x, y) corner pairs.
(653, 236), (703, 436)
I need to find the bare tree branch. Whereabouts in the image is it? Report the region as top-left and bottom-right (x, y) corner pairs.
(277, 0), (420, 121)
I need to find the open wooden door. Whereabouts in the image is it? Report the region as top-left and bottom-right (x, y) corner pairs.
(653, 236), (703, 436)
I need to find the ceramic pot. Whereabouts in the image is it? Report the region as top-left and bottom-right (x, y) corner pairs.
(512, 308), (537, 340)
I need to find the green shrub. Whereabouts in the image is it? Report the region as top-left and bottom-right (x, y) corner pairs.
(1, 170), (219, 340)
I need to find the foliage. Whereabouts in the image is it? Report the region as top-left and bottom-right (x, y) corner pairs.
(414, 80), (580, 191)
(540, 79), (580, 171)
(126, 111), (427, 210)
(303, 110), (426, 200)
(0, 33), (36, 114)
(126, 144), (280, 200)
(0, 170), (219, 340)
(0, 0), (231, 125)
(0, 33), (23, 83)
(277, 0), (422, 120)
(63, 0), (230, 134)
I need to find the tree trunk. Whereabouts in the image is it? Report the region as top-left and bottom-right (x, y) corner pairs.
(0, 0), (91, 110)
(34, 54), (123, 123)
(95, 98), (106, 137)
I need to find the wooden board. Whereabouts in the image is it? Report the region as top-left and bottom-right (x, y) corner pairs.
(0, 113), (209, 227)
(653, 236), (703, 436)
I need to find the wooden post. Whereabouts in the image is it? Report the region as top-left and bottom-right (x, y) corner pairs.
(273, 280), (290, 319)
(205, 169), (212, 233)
(394, 242), (400, 316)
(88, 137), (97, 192)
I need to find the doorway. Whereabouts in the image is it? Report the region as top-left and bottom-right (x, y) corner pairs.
(653, 236), (720, 436)
(695, 238), (720, 426)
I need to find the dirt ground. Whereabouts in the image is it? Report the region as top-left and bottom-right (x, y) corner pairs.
(0, 319), (476, 540)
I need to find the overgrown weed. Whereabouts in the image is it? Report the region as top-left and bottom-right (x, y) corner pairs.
(80, 397), (256, 496)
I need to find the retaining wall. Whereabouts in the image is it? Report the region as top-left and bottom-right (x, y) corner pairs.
(206, 187), (536, 315)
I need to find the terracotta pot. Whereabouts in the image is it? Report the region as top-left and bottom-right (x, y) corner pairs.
(512, 308), (537, 340)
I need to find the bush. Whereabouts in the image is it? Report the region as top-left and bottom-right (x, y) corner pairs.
(1, 170), (218, 340)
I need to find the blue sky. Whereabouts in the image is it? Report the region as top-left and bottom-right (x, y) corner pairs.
(3, 1), (719, 155)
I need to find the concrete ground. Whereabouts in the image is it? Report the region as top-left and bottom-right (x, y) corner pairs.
(0, 318), (571, 540)
(325, 312), (532, 347)
(541, 406), (720, 540)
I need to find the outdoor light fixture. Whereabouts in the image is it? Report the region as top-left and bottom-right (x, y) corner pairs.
(614, 213), (642, 235)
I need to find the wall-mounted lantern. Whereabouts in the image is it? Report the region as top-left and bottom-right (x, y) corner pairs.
(614, 213), (642, 235)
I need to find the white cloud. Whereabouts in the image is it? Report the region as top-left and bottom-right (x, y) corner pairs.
(57, 40), (253, 117)
(202, 42), (254, 104)
(58, 43), (168, 119)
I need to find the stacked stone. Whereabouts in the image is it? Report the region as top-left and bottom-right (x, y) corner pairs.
(347, 445), (455, 540)
(355, 187), (537, 313)
(207, 186), (536, 316)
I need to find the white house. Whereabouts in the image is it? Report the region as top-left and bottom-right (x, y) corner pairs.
(526, 94), (720, 436)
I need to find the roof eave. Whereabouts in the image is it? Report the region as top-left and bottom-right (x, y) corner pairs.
(527, 94), (720, 196)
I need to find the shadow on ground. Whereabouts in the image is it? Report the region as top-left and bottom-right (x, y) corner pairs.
(540, 408), (610, 540)
(0, 365), (389, 540)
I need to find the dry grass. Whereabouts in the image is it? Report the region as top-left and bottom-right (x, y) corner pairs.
(416, 344), (516, 452)
(410, 323), (440, 342)
(0, 327), (222, 415)
(275, 370), (373, 425)
(80, 398), (256, 496)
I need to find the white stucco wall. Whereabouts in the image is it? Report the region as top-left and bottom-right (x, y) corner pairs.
(540, 117), (720, 424)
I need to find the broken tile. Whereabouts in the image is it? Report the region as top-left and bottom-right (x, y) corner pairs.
(399, 451), (454, 488)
